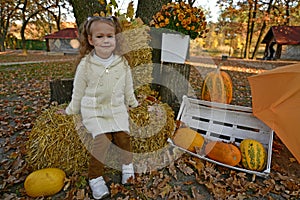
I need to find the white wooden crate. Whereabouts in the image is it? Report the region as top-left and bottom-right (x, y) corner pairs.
(168, 95), (274, 177)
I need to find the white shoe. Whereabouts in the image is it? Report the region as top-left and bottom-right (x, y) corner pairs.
(89, 176), (109, 199)
(122, 163), (135, 184)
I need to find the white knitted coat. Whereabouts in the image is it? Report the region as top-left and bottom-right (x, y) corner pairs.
(65, 53), (138, 138)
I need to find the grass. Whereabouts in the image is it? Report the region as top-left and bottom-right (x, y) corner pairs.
(0, 50), (74, 63)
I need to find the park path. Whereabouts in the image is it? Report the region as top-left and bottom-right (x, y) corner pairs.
(0, 58), (74, 66)
(0, 49), (74, 66)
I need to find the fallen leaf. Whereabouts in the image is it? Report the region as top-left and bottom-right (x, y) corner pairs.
(167, 161), (177, 180)
(110, 183), (122, 197)
(191, 186), (206, 199)
(289, 157), (296, 163)
(176, 159), (194, 176)
(159, 184), (172, 198)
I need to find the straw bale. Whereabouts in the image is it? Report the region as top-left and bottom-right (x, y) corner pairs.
(129, 86), (176, 153)
(121, 18), (153, 86)
(26, 106), (92, 175)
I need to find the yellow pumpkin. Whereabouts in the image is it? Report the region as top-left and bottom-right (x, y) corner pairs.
(240, 139), (267, 171)
(205, 141), (241, 166)
(173, 127), (204, 153)
(24, 168), (66, 197)
(201, 67), (233, 104)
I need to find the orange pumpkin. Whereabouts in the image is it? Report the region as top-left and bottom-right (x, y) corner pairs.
(201, 66), (233, 104)
(205, 141), (241, 166)
(173, 127), (204, 153)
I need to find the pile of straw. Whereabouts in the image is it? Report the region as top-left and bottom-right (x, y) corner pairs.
(26, 106), (92, 175)
(129, 86), (175, 153)
(121, 18), (153, 88)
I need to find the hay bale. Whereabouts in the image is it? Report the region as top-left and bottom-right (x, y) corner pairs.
(26, 106), (92, 175)
(129, 101), (175, 153)
(121, 18), (153, 88)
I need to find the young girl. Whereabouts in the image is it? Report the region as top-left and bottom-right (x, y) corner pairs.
(63, 16), (138, 199)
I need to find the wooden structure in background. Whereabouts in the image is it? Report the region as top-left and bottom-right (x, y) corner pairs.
(45, 28), (79, 54)
(262, 26), (300, 60)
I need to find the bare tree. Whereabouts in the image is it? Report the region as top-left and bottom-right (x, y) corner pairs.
(0, 0), (20, 51)
(244, 0), (258, 59)
(46, 1), (68, 31)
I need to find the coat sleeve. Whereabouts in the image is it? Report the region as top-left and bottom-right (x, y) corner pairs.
(65, 59), (87, 114)
(124, 64), (138, 108)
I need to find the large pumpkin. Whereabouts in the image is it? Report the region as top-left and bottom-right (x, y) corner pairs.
(173, 127), (204, 153)
(24, 168), (66, 197)
(240, 139), (267, 171)
(205, 141), (241, 166)
(201, 67), (233, 104)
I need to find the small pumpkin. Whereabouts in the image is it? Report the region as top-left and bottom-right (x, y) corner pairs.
(24, 168), (66, 197)
(240, 139), (267, 171)
(173, 127), (204, 153)
(201, 66), (233, 104)
(205, 141), (241, 166)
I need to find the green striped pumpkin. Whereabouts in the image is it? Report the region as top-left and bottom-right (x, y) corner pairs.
(240, 139), (267, 171)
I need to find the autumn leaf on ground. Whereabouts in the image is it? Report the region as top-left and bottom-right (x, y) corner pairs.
(110, 183), (123, 197)
(167, 161), (177, 180)
(159, 184), (172, 198)
(186, 157), (204, 175)
(191, 186), (206, 199)
(289, 157), (296, 163)
(177, 161), (194, 176)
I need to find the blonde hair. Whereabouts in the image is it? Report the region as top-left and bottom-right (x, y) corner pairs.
(74, 16), (123, 68)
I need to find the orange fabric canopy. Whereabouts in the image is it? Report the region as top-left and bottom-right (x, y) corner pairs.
(248, 63), (300, 163)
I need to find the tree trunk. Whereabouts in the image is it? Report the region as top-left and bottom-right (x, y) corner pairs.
(136, 0), (171, 24)
(0, 35), (5, 52)
(244, 1), (252, 59)
(275, 44), (282, 59)
(57, 5), (61, 31)
(69, 0), (106, 28)
(50, 79), (74, 104)
(284, 0), (290, 25)
(251, 23), (267, 59)
(20, 24), (27, 55)
(248, 0), (258, 56)
(0, 16), (10, 51)
(251, 0), (274, 59)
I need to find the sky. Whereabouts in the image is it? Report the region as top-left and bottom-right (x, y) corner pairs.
(66, 0), (220, 22)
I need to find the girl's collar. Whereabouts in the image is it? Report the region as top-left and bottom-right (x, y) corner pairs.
(92, 51), (114, 61)
(87, 50), (122, 67)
